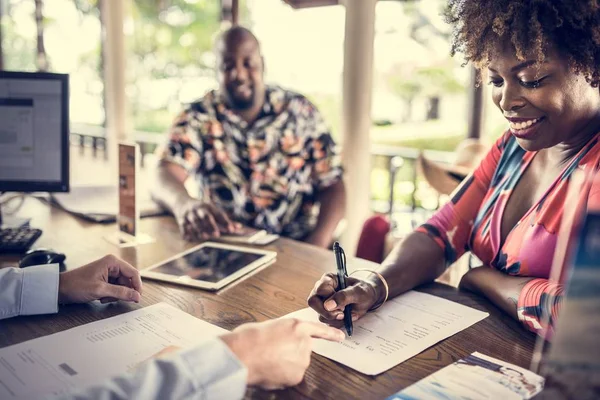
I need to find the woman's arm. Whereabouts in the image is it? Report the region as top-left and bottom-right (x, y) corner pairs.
(308, 135), (507, 325)
(374, 231), (447, 300)
(459, 267), (534, 319)
(459, 267), (563, 334)
(376, 137), (509, 299)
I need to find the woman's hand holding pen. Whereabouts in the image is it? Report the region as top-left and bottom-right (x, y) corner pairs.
(307, 272), (385, 328)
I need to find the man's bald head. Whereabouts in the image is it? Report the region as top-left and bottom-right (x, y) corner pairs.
(215, 26), (265, 112)
(215, 26), (260, 55)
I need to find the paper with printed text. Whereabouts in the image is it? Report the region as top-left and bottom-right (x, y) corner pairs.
(286, 291), (489, 375)
(0, 303), (226, 399)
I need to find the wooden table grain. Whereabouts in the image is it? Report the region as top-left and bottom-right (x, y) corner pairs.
(0, 198), (536, 399)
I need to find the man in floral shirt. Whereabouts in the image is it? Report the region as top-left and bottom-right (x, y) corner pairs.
(151, 26), (346, 248)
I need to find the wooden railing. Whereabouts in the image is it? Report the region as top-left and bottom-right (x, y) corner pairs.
(70, 123), (162, 166)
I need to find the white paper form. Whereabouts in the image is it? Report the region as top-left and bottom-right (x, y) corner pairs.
(0, 303), (227, 400)
(286, 291), (489, 375)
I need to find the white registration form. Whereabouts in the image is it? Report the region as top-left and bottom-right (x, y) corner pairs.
(0, 303), (227, 399)
(286, 291), (489, 375)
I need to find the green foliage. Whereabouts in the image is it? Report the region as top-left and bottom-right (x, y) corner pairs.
(2, 19), (36, 71)
(387, 64), (464, 101)
(128, 0), (250, 132)
(71, 0), (99, 16)
(306, 93), (341, 141)
(130, 0), (223, 75)
(416, 65), (464, 96)
(133, 108), (173, 133)
(389, 76), (422, 101)
(385, 132), (463, 151)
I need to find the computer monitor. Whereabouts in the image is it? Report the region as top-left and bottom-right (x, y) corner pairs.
(0, 71), (69, 193)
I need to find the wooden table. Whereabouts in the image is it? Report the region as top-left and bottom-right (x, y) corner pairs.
(0, 197), (536, 399)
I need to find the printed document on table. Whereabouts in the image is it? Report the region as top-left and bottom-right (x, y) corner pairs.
(0, 303), (227, 399)
(286, 291), (489, 375)
(388, 352), (544, 400)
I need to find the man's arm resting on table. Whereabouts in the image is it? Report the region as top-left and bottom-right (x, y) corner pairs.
(54, 338), (248, 400)
(0, 264), (59, 320)
(151, 161), (239, 240)
(306, 180), (346, 248)
(150, 161), (194, 216)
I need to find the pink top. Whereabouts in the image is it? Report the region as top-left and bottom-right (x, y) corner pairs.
(417, 131), (600, 336)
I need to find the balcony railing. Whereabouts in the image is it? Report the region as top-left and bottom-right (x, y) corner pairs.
(70, 123), (163, 166)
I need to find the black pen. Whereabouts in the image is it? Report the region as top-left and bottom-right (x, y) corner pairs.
(333, 241), (353, 336)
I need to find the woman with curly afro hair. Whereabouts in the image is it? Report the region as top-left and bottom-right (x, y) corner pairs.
(308, 0), (600, 338)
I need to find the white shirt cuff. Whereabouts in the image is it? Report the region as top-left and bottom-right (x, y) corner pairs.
(20, 264), (60, 316)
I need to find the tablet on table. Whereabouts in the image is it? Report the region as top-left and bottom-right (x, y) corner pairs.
(141, 242), (277, 290)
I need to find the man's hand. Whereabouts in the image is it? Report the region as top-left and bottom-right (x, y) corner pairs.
(58, 255), (142, 305)
(175, 199), (241, 241)
(220, 318), (344, 390)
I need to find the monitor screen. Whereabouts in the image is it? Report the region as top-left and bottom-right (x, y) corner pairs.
(0, 71), (69, 193)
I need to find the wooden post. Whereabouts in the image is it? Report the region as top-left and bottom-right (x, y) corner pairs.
(467, 66), (484, 139)
(232, 0), (239, 25)
(339, 0), (377, 253)
(221, 0), (237, 25)
(35, 0), (48, 71)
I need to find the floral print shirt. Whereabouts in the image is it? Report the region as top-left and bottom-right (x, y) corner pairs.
(158, 85), (343, 239)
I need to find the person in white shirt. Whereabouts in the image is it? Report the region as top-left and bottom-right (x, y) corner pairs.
(0, 255), (343, 399)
